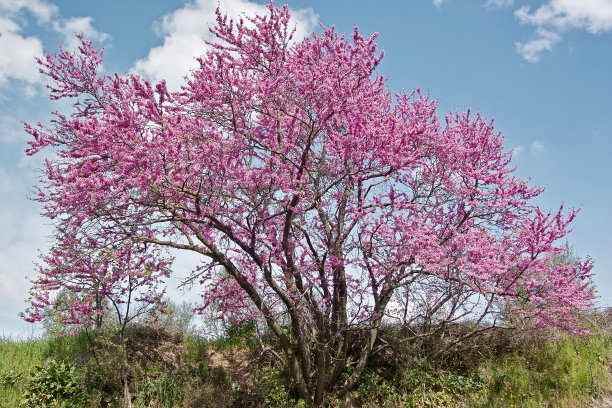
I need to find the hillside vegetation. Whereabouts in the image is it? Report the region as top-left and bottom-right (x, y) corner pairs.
(1, 309), (611, 407)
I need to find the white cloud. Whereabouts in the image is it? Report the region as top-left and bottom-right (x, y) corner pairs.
(23, 84), (37, 98)
(511, 141), (547, 158)
(132, 0), (318, 90)
(529, 139), (547, 155)
(0, 0), (58, 23)
(53, 16), (110, 50)
(0, 213), (50, 332)
(0, 153), (52, 336)
(0, 164), (51, 302)
(516, 0), (612, 33)
(515, 0), (612, 61)
(0, 114), (25, 143)
(0, 0), (109, 89)
(433, 0), (446, 9)
(515, 28), (561, 62)
(0, 17), (44, 85)
(484, 0), (514, 9)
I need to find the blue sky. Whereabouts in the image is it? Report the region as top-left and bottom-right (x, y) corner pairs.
(1, 0), (610, 336)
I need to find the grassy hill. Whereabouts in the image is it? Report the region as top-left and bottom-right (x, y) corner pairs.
(1, 312), (611, 407)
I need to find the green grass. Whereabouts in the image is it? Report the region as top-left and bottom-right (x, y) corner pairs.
(469, 333), (612, 408)
(0, 337), (47, 408)
(42, 331), (92, 360)
(0, 332), (92, 408)
(183, 332), (210, 362)
(340, 331), (612, 408)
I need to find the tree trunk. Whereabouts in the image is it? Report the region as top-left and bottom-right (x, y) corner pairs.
(122, 376), (133, 408)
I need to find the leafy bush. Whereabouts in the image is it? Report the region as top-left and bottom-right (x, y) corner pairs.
(233, 367), (305, 408)
(21, 359), (85, 408)
(355, 371), (404, 407)
(393, 360), (485, 407)
(225, 320), (257, 347)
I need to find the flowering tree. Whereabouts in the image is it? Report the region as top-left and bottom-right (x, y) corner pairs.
(24, 228), (171, 408)
(25, 3), (594, 404)
(24, 229), (170, 335)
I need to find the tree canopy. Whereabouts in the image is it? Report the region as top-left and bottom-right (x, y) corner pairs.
(25, 3), (595, 405)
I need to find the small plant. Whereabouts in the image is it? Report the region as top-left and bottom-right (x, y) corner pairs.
(356, 371), (403, 407)
(0, 369), (23, 388)
(395, 359), (485, 407)
(158, 374), (181, 408)
(21, 359), (84, 408)
(135, 374), (182, 408)
(260, 368), (303, 408)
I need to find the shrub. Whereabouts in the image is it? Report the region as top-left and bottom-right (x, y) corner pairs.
(21, 359), (85, 408)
